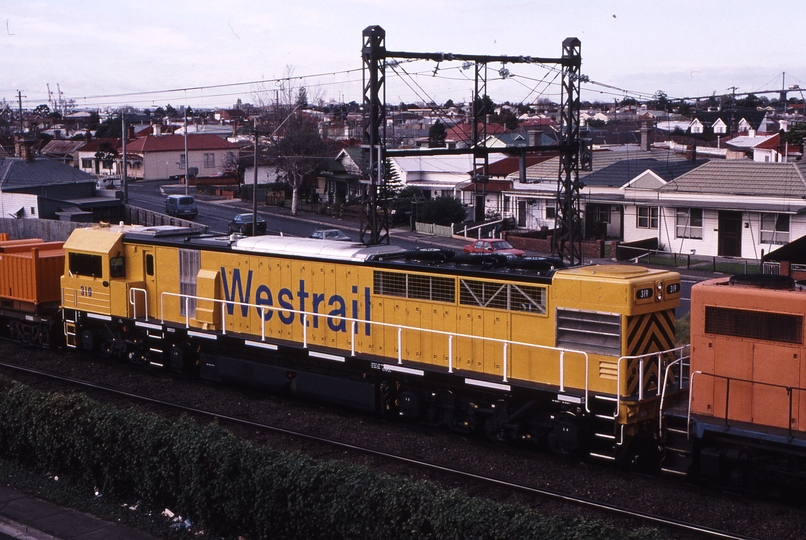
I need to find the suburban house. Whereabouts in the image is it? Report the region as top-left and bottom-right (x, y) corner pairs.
(389, 153), (506, 201)
(499, 146), (700, 231)
(124, 133), (240, 181)
(623, 160), (806, 260)
(318, 147), (363, 206)
(75, 138), (128, 177)
(0, 139), (123, 222)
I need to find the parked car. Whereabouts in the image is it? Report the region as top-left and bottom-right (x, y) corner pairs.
(462, 239), (525, 257)
(164, 195), (197, 219)
(228, 213), (267, 235)
(310, 228), (352, 242)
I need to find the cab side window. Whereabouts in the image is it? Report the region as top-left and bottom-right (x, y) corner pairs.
(146, 254), (154, 276)
(69, 253), (103, 277)
(109, 256), (125, 278)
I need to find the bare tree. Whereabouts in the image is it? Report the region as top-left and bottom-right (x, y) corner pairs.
(270, 112), (327, 216)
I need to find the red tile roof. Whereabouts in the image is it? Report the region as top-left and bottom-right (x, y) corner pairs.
(485, 155), (554, 176)
(127, 134), (239, 152)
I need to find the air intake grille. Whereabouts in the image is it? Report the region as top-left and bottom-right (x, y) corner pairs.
(705, 306), (802, 344)
(373, 271), (455, 303)
(556, 309), (621, 356)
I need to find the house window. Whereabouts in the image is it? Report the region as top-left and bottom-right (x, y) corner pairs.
(546, 206), (556, 219)
(676, 208), (703, 239)
(761, 213), (789, 244)
(204, 153), (215, 168)
(81, 158), (93, 169)
(637, 206), (659, 229)
(179, 154), (186, 170)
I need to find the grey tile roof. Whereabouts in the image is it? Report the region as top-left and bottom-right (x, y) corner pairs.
(659, 161), (806, 198)
(519, 147), (701, 185)
(583, 158), (706, 187)
(0, 156), (96, 190)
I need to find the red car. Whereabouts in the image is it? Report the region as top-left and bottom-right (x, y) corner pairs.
(462, 240), (525, 257)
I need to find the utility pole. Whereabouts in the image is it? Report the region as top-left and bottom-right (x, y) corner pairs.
(121, 111), (128, 204)
(253, 119), (259, 235)
(728, 86), (738, 134)
(184, 109), (189, 196)
(16, 90), (26, 134)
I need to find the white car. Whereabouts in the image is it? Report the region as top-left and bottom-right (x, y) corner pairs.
(310, 229), (351, 241)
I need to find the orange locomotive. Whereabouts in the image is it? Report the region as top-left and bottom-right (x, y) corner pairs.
(663, 274), (806, 495)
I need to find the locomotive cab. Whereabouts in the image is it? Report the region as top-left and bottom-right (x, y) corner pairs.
(61, 225), (147, 348)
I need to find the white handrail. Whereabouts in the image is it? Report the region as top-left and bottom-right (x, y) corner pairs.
(154, 290), (590, 405)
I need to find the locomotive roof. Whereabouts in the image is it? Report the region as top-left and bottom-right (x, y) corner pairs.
(75, 225), (563, 279)
(232, 235), (407, 262)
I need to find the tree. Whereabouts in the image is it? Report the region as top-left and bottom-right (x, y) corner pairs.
(94, 141), (118, 172)
(781, 122), (806, 145)
(295, 88), (308, 108)
(380, 158), (403, 200)
(737, 94), (763, 110)
(418, 196), (466, 226)
(33, 104), (50, 117)
(271, 113), (328, 216)
(492, 108), (519, 130)
(165, 104), (177, 118)
(95, 116), (122, 138)
(651, 90), (668, 112)
(428, 120), (447, 148)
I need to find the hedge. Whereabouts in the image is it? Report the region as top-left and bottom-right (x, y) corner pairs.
(0, 376), (665, 540)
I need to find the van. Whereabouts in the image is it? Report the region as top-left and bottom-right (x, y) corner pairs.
(165, 195), (197, 219)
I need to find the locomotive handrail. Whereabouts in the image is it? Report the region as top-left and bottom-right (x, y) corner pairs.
(688, 371), (803, 441)
(129, 287), (147, 320)
(157, 290), (591, 410)
(616, 346), (690, 422)
(658, 348), (691, 433)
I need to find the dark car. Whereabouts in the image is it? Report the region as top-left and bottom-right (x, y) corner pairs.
(310, 228), (351, 242)
(228, 213), (267, 235)
(462, 239), (525, 257)
(164, 195), (197, 219)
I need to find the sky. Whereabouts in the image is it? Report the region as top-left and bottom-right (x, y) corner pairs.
(3, 0), (806, 112)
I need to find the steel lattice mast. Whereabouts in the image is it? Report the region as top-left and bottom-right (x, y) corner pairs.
(361, 26), (583, 265)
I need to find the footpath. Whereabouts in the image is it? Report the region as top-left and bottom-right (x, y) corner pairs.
(0, 485), (157, 540)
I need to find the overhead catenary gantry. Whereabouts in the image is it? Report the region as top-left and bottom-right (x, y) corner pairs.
(360, 25), (585, 266)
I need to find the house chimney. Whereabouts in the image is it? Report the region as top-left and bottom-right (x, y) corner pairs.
(640, 121), (651, 151)
(153, 122), (162, 136)
(127, 124), (135, 140)
(528, 130), (537, 147)
(85, 130), (92, 142)
(14, 136), (35, 163)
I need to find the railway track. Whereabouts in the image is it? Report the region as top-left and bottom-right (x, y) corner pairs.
(0, 359), (767, 540)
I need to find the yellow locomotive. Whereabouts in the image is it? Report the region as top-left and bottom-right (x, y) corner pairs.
(60, 224), (687, 463)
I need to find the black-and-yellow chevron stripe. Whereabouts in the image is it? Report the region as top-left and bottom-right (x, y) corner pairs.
(626, 309), (676, 356)
(625, 309), (676, 396)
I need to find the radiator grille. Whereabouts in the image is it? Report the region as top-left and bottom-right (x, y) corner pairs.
(556, 309), (621, 356)
(705, 306), (802, 344)
(373, 271), (455, 303)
